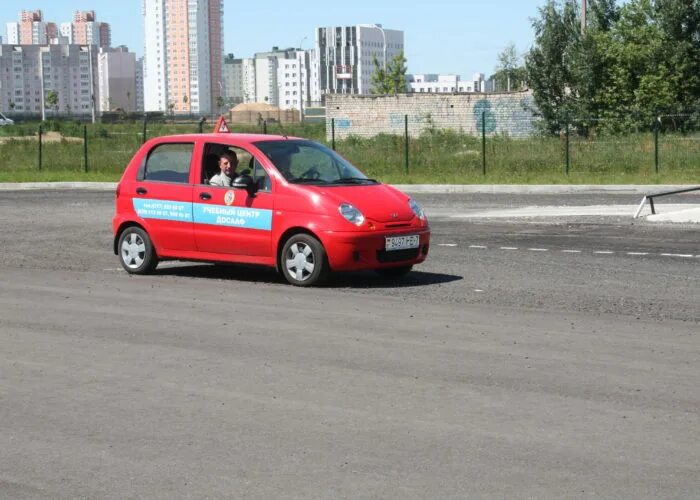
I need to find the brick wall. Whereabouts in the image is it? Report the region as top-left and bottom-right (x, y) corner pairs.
(326, 91), (537, 140)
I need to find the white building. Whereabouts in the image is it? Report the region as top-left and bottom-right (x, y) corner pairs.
(59, 23), (72, 42)
(407, 73), (486, 93)
(98, 46), (136, 112)
(5, 24), (19, 45)
(0, 44), (98, 116)
(315, 24), (404, 97)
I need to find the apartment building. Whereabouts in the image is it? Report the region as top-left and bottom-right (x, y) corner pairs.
(143, 0), (224, 114)
(60, 11), (111, 48)
(222, 54), (255, 105)
(0, 44), (98, 116)
(315, 24), (404, 97)
(5, 10), (57, 45)
(98, 46), (137, 112)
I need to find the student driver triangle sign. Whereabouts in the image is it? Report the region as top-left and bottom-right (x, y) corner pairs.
(214, 115), (230, 133)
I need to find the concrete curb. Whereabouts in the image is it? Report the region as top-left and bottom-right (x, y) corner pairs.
(393, 184), (700, 195)
(0, 182), (118, 191)
(1, 182), (698, 195)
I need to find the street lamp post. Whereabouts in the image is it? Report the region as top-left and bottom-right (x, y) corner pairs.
(297, 37), (308, 119)
(372, 24), (387, 70)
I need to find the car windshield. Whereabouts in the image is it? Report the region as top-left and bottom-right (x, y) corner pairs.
(254, 139), (377, 185)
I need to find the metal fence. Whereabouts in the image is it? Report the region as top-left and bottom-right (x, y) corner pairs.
(0, 111), (698, 182)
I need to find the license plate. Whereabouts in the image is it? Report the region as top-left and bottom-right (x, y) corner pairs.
(385, 235), (420, 251)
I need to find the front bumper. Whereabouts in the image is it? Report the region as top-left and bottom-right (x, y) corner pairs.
(320, 227), (431, 271)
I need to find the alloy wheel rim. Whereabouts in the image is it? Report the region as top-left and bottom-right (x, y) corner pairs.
(121, 232), (146, 269)
(285, 242), (315, 282)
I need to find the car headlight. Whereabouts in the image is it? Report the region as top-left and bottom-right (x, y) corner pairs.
(409, 198), (426, 220)
(339, 203), (365, 226)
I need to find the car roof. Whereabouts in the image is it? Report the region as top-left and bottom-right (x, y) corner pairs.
(152, 133), (305, 145)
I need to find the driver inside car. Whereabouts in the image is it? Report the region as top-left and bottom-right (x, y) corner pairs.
(209, 152), (239, 187)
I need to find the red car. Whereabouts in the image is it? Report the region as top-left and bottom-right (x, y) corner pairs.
(112, 132), (430, 286)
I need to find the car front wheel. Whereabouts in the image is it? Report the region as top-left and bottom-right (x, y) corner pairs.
(280, 233), (328, 286)
(118, 226), (158, 274)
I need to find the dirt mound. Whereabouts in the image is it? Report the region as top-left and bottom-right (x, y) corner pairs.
(0, 131), (83, 144)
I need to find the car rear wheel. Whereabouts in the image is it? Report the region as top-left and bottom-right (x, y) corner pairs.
(118, 226), (158, 274)
(280, 233), (328, 286)
(376, 265), (413, 278)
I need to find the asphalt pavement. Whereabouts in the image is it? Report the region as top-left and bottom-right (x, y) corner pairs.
(0, 188), (698, 499)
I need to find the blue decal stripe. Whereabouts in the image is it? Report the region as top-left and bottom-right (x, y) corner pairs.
(133, 198), (193, 222)
(133, 198), (272, 231)
(193, 202), (272, 230)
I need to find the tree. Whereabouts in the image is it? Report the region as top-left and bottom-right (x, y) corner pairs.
(496, 43), (520, 92)
(491, 43), (528, 92)
(370, 56), (391, 94)
(45, 90), (59, 115)
(216, 95), (225, 113)
(525, 1), (581, 132)
(370, 51), (408, 95)
(526, 0), (700, 133)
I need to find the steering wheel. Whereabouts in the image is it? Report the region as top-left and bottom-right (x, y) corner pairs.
(299, 166), (321, 180)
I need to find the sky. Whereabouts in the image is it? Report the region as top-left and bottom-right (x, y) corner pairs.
(0, 0), (544, 78)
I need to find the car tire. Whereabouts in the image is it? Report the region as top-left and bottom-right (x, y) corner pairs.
(280, 233), (328, 286)
(376, 265), (413, 278)
(118, 226), (158, 275)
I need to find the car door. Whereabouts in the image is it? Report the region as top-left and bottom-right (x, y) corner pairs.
(131, 140), (196, 252)
(192, 143), (274, 258)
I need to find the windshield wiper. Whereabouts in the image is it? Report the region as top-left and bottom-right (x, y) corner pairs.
(332, 177), (378, 184)
(289, 178), (329, 184)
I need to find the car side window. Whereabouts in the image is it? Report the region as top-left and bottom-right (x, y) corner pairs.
(142, 143), (193, 183)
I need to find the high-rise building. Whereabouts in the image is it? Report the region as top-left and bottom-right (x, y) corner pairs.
(70, 11), (111, 48)
(6, 10), (49, 45)
(315, 24), (404, 97)
(6, 10), (109, 47)
(142, 0), (224, 114)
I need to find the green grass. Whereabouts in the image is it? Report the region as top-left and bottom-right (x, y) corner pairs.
(1, 120), (698, 184)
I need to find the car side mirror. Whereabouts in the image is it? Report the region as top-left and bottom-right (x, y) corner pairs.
(231, 174), (258, 196)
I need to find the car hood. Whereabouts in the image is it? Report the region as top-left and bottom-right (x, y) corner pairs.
(312, 183), (415, 223)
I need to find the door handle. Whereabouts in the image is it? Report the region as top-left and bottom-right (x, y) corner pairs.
(199, 192), (212, 200)
(136, 187), (147, 195)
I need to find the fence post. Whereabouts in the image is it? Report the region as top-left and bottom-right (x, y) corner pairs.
(142, 114), (148, 144)
(331, 118), (336, 151)
(565, 122), (570, 175)
(481, 111), (486, 175)
(38, 125), (42, 171)
(83, 125), (88, 173)
(404, 114), (409, 175)
(654, 116), (660, 174)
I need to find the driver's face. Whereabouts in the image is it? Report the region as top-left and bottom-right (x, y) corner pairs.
(220, 157), (237, 176)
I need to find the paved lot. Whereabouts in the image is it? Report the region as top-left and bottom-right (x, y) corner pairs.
(0, 190), (698, 498)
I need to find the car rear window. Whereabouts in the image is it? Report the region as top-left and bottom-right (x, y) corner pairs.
(142, 143), (194, 183)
